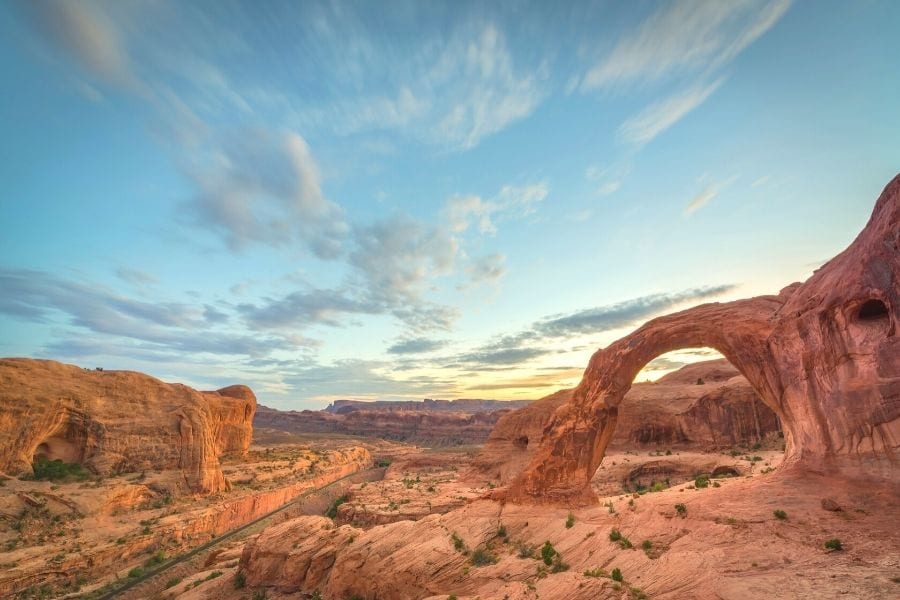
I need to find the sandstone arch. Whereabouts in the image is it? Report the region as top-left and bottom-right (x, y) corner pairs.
(507, 175), (899, 504)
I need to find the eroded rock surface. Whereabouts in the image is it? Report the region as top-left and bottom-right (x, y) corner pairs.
(507, 175), (900, 504)
(0, 358), (256, 494)
(472, 360), (781, 485)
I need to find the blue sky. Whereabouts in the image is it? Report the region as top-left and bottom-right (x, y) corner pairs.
(1, 0), (898, 409)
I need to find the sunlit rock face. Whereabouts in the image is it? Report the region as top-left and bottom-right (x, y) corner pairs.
(506, 175), (899, 504)
(469, 359), (781, 486)
(0, 358), (256, 494)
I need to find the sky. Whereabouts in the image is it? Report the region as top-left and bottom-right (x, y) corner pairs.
(1, 0), (898, 410)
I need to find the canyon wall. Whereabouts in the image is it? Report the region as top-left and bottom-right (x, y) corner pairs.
(255, 404), (521, 446)
(0, 358), (256, 494)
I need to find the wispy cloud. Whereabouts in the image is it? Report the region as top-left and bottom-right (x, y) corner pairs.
(184, 129), (348, 258)
(582, 0), (791, 149)
(618, 78), (724, 145)
(20, 0), (143, 91)
(386, 337), (448, 355)
(580, 0), (792, 90)
(685, 176), (739, 215)
(445, 182), (549, 235)
(0, 268), (301, 357)
(450, 284), (736, 368)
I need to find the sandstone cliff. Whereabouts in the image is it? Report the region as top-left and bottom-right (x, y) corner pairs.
(0, 358), (256, 494)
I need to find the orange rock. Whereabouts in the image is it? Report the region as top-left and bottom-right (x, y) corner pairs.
(0, 358), (256, 494)
(507, 175), (900, 504)
(471, 359), (780, 485)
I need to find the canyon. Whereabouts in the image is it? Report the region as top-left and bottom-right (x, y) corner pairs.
(0, 176), (897, 599)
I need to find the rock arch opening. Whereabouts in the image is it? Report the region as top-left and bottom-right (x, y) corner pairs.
(590, 348), (784, 494)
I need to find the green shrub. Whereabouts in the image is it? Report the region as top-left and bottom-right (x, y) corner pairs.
(773, 509), (787, 520)
(451, 532), (466, 552)
(516, 543), (535, 559)
(127, 567), (144, 578)
(675, 503), (687, 517)
(824, 538), (843, 551)
(470, 548), (497, 566)
(611, 567), (623, 582)
(641, 540), (652, 551)
(694, 474), (710, 489)
(540, 541), (557, 566)
(583, 567), (608, 578)
(234, 571), (246, 589)
(565, 513), (575, 528)
(165, 577), (182, 589)
(609, 529), (622, 542)
(31, 456), (90, 482)
(497, 524), (507, 538)
(144, 550), (166, 568)
(324, 495), (349, 519)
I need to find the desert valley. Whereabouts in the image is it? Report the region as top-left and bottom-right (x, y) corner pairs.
(1, 177), (898, 599)
(2, 1), (899, 599)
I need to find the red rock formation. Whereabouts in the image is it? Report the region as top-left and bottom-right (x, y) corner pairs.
(470, 360), (780, 484)
(0, 358), (256, 494)
(507, 175), (899, 504)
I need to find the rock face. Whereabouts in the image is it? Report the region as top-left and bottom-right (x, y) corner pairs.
(0, 358), (256, 494)
(256, 401), (527, 446)
(471, 360), (780, 484)
(507, 175), (900, 504)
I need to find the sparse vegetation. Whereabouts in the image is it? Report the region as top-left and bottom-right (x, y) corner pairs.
(325, 494), (349, 519)
(127, 567), (144, 578)
(611, 567), (623, 582)
(694, 474), (710, 488)
(675, 503), (687, 517)
(451, 532), (466, 553)
(31, 456), (90, 482)
(540, 541), (557, 566)
(516, 542), (536, 559)
(641, 539), (652, 551)
(165, 576), (182, 589)
(497, 524), (507, 538)
(609, 528), (633, 548)
(824, 538), (843, 551)
(234, 571), (246, 589)
(565, 513), (575, 528)
(773, 509), (787, 520)
(583, 567), (608, 578)
(470, 547), (497, 566)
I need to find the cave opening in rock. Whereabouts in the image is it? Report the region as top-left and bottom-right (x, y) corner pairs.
(31, 435), (81, 465)
(857, 298), (889, 322)
(592, 347), (786, 495)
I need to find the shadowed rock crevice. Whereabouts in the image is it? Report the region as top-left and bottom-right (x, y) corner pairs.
(506, 175), (899, 504)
